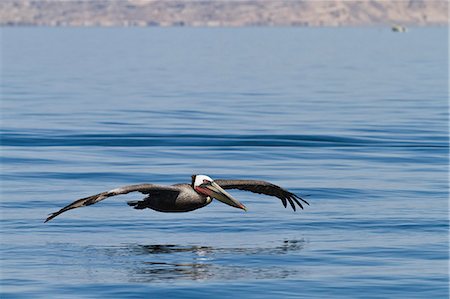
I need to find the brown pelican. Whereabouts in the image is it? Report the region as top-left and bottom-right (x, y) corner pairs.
(44, 175), (308, 222)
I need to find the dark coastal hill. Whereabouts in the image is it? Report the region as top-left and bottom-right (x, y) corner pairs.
(0, 0), (448, 27)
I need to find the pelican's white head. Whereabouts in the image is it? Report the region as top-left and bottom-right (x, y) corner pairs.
(192, 174), (214, 188)
(191, 174), (247, 211)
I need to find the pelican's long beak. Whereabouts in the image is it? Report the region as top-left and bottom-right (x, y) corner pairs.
(205, 181), (247, 211)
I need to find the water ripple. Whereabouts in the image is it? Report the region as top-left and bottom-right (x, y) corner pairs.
(1, 131), (446, 148)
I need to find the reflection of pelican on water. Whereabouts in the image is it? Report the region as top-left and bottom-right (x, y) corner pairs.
(135, 240), (305, 255)
(102, 240), (306, 282)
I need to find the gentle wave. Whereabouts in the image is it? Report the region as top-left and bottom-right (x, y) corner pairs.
(1, 131), (447, 148)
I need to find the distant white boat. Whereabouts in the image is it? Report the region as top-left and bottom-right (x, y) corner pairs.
(392, 25), (407, 32)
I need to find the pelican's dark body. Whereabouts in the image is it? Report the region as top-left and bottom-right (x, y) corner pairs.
(127, 184), (212, 212)
(44, 175), (309, 223)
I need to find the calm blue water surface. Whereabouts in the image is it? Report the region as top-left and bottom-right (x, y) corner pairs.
(1, 27), (448, 298)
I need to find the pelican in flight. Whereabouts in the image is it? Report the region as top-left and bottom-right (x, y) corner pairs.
(45, 175), (309, 222)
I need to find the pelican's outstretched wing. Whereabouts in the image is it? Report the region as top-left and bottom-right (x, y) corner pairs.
(44, 184), (180, 222)
(214, 179), (308, 211)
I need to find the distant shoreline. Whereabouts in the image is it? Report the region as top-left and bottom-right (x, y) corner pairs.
(1, 0), (448, 28)
(1, 24), (448, 29)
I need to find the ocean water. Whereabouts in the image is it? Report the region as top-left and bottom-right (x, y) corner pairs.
(0, 27), (448, 298)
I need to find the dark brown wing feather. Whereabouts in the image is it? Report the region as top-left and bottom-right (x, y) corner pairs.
(214, 179), (309, 211)
(44, 184), (180, 222)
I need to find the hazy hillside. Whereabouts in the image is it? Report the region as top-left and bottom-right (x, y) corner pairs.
(0, 0), (448, 27)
